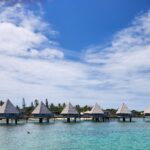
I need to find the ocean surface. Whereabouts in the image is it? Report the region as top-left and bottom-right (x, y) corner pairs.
(0, 118), (150, 150)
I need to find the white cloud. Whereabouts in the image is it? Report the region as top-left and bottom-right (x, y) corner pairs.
(0, 3), (93, 106)
(0, 3), (62, 60)
(0, 2), (150, 109)
(84, 10), (150, 109)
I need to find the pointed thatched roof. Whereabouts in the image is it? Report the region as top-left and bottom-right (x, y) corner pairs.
(144, 106), (150, 114)
(116, 103), (131, 115)
(90, 103), (104, 114)
(0, 100), (19, 114)
(32, 101), (52, 115)
(61, 103), (79, 115)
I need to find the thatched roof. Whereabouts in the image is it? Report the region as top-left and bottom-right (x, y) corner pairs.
(116, 103), (131, 114)
(144, 106), (150, 114)
(90, 103), (104, 114)
(0, 100), (19, 114)
(32, 101), (52, 115)
(61, 103), (79, 115)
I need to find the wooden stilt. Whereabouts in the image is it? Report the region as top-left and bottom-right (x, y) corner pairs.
(74, 117), (76, 122)
(67, 118), (70, 123)
(26, 118), (28, 123)
(15, 119), (17, 124)
(6, 118), (9, 124)
(95, 118), (99, 122)
(47, 118), (49, 123)
(130, 117), (132, 122)
(123, 117), (125, 122)
(39, 118), (43, 123)
(102, 117), (105, 122)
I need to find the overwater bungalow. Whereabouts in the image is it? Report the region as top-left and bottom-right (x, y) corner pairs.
(82, 110), (92, 120)
(90, 103), (105, 122)
(84, 110), (91, 116)
(0, 99), (20, 124)
(116, 103), (132, 122)
(61, 103), (79, 122)
(32, 101), (53, 123)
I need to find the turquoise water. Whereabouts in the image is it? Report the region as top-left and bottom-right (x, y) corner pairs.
(0, 118), (150, 150)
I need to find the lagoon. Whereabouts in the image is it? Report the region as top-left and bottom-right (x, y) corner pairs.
(0, 118), (150, 150)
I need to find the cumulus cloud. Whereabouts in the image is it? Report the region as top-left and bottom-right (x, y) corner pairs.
(0, 2), (91, 106)
(0, 3), (63, 60)
(0, 1), (150, 109)
(84, 10), (150, 109)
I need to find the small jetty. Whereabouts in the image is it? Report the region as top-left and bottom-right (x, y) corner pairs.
(90, 103), (105, 122)
(61, 103), (79, 122)
(116, 103), (132, 122)
(0, 99), (20, 124)
(31, 101), (53, 123)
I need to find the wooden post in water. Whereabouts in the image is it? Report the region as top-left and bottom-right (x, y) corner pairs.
(15, 119), (18, 124)
(107, 117), (110, 121)
(26, 117), (28, 123)
(123, 117), (125, 122)
(102, 117), (105, 122)
(74, 117), (76, 122)
(67, 118), (70, 123)
(95, 117), (99, 122)
(47, 118), (49, 123)
(130, 117), (132, 122)
(39, 118), (43, 123)
(6, 118), (9, 124)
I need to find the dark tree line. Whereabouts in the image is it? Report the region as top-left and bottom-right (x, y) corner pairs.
(19, 98), (93, 116)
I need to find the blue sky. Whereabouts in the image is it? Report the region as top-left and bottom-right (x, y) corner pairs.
(42, 0), (150, 51)
(0, 0), (150, 110)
